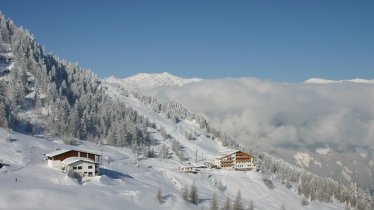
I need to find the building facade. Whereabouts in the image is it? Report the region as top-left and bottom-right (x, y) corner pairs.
(214, 150), (255, 171)
(45, 148), (101, 177)
(61, 157), (99, 177)
(179, 166), (198, 174)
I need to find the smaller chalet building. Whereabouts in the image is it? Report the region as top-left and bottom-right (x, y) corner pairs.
(204, 161), (217, 169)
(46, 149), (101, 177)
(214, 150), (255, 171)
(61, 157), (98, 177)
(179, 166), (198, 174)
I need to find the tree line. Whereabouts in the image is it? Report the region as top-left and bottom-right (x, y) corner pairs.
(257, 153), (374, 210)
(0, 14), (154, 148)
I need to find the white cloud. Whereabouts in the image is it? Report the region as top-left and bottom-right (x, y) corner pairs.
(145, 78), (374, 149)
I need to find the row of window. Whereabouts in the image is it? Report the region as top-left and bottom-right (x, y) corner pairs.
(72, 165), (93, 170)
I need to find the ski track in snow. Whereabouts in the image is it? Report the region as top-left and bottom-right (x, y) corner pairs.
(165, 171), (183, 191)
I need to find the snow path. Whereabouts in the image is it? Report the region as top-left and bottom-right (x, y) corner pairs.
(165, 171), (183, 191)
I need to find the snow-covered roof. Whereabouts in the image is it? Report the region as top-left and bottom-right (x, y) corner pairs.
(61, 157), (96, 165)
(214, 150), (237, 158)
(45, 148), (100, 157)
(45, 149), (71, 157)
(214, 150), (250, 159)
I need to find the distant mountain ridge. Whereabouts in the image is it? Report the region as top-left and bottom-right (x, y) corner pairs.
(305, 77), (374, 84)
(104, 72), (202, 92)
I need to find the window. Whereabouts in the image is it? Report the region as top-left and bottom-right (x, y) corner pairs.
(88, 166), (93, 169)
(73, 166), (77, 170)
(78, 166), (82, 170)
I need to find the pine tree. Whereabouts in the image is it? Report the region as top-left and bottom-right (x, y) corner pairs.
(232, 190), (244, 210)
(159, 126), (167, 139)
(0, 16), (2, 42)
(131, 138), (137, 155)
(185, 130), (193, 140)
(221, 196), (231, 210)
(218, 180), (226, 191)
(280, 204), (286, 210)
(0, 15), (9, 42)
(190, 182), (199, 205)
(182, 186), (189, 202)
(159, 144), (169, 159)
(156, 188), (163, 204)
(301, 197), (309, 206)
(210, 193), (218, 210)
(248, 200), (254, 210)
(0, 102), (8, 128)
(344, 203), (350, 210)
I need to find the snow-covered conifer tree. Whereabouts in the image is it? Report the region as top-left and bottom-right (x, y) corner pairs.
(232, 190), (244, 210)
(221, 196), (231, 210)
(190, 182), (198, 205)
(210, 193), (218, 210)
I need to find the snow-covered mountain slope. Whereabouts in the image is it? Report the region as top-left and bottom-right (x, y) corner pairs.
(0, 128), (345, 210)
(116, 75), (374, 191)
(104, 72), (202, 92)
(103, 81), (231, 161)
(305, 78), (374, 84)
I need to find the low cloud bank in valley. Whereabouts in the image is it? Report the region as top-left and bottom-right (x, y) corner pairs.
(146, 78), (374, 150)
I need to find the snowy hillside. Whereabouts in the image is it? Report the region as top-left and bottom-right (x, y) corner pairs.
(116, 74), (374, 192)
(104, 72), (202, 92)
(0, 127), (345, 210)
(304, 78), (374, 84)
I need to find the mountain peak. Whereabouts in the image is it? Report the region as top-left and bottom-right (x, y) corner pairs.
(103, 72), (202, 92)
(160, 71), (172, 76)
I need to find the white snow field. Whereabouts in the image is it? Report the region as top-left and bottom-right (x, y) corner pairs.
(0, 84), (345, 210)
(104, 72), (202, 92)
(0, 128), (344, 210)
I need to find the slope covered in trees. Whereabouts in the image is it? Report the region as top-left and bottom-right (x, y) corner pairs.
(130, 90), (239, 147)
(258, 153), (374, 210)
(0, 14), (153, 147)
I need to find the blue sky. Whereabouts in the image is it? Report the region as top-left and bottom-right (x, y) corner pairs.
(1, 0), (374, 81)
